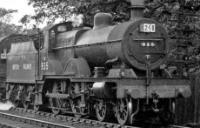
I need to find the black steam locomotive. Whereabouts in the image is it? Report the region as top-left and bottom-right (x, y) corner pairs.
(0, 0), (191, 125)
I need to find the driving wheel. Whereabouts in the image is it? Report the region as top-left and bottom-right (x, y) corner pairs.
(95, 100), (109, 121)
(116, 98), (132, 125)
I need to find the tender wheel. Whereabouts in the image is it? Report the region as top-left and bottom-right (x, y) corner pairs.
(13, 100), (20, 107)
(9, 86), (20, 107)
(22, 89), (30, 110)
(23, 101), (30, 110)
(116, 98), (132, 125)
(95, 100), (108, 122)
(34, 105), (40, 112)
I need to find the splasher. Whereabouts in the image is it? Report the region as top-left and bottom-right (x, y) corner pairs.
(0, 101), (14, 111)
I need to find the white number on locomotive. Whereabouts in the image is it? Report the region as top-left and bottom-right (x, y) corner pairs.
(140, 23), (156, 33)
(41, 62), (48, 71)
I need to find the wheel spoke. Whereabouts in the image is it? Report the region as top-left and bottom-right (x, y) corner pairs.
(95, 100), (108, 122)
(50, 98), (60, 115)
(49, 82), (62, 115)
(116, 98), (132, 125)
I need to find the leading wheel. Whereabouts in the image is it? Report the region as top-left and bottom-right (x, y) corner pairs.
(95, 100), (109, 122)
(116, 98), (132, 125)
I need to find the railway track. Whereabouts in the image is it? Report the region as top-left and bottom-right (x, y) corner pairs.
(0, 107), (191, 128)
(0, 107), (140, 128)
(0, 111), (74, 128)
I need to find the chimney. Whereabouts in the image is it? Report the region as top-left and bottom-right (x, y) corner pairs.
(130, 0), (145, 19)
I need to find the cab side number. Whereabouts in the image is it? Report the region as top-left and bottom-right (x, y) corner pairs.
(41, 62), (48, 71)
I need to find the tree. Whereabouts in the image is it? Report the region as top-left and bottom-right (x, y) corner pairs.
(25, 0), (131, 26)
(0, 8), (17, 23)
(0, 8), (25, 37)
(145, 0), (200, 74)
(145, 0), (200, 38)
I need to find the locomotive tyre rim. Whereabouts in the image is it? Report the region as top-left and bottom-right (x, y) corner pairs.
(49, 98), (61, 115)
(116, 98), (132, 125)
(95, 100), (108, 122)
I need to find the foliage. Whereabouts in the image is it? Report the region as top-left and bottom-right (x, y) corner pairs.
(24, 0), (200, 74)
(0, 23), (24, 37)
(0, 8), (17, 23)
(144, 0), (200, 39)
(25, 0), (200, 30)
(25, 0), (130, 26)
(26, 0), (200, 41)
(0, 8), (25, 37)
(144, 0), (200, 74)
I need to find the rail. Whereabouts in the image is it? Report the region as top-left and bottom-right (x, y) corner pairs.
(0, 111), (75, 128)
(0, 108), (191, 128)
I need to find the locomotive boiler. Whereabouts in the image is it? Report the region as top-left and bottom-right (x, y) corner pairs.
(4, 0), (191, 126)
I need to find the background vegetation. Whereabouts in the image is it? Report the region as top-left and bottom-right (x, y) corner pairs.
(1, 0), (200, 68)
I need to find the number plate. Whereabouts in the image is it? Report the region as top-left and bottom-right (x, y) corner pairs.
(140, 23), (156, 33)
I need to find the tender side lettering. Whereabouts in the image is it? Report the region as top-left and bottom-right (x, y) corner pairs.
(12, 64), (20, 70)
(23, 64), (32, 70)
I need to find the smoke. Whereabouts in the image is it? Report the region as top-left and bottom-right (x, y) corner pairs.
(0, 101), (14, 111)
(70, 14), (84, 27)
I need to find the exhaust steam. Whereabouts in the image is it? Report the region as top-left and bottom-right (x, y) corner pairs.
(70, 14), (84, 27)
(0, 101), (14, 111)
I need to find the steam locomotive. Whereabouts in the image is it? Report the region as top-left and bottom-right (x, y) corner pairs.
(1, 0), (191, 125)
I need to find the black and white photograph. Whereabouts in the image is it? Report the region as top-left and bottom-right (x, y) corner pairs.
(0, 0), (199, 128)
